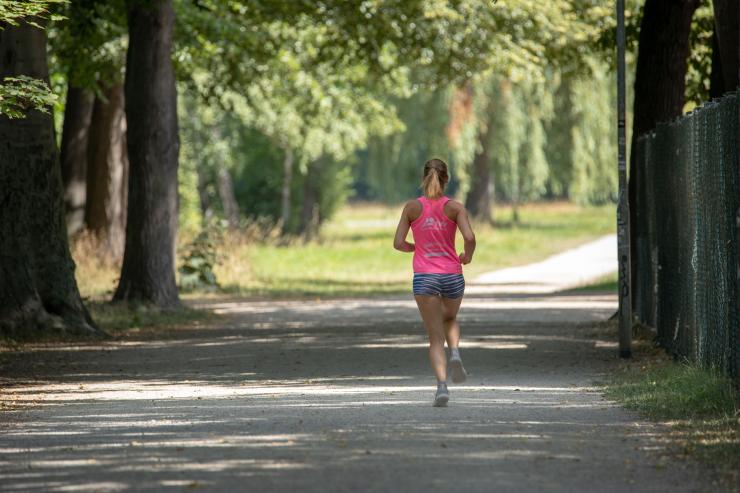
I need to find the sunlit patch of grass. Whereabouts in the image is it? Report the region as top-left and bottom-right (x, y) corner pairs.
(71, 232), (121, 300)
(605, 339), (740, 483)
(88, 302), (221, 338)
(569, 272), (618, 292)
(215, 201), (615, 298)
(71, 201), (615, 299)
(0, 303), (219, 346)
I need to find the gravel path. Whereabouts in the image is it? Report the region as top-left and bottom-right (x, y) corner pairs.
(0, 240), (719, 492)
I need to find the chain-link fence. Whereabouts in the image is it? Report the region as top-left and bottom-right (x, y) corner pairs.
(633, 91), (739, 383)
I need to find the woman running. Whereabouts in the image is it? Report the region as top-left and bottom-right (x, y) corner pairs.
(393, 158), (476, 407)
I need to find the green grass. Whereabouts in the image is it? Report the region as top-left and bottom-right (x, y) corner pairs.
(570, 272), (618, 292)
(605, 347), (740, 481)
(0, 303), (219, 345)
(215, 201), (615, 297)
(73, 201), (615, 299)
(88, 302), (220, 337)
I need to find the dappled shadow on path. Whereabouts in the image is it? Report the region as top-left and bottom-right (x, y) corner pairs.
(0, 293), (711, 492)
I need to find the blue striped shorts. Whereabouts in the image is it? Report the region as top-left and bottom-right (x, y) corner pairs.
(412, 273), (465, 299)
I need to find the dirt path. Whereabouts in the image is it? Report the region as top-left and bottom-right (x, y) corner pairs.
(470, 234), (617, 294)
(0, 290), (718, 492)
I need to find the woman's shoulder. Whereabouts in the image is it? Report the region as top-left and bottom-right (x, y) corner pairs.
(443, 198), (465, 219)
(404, 198), (423, 221)
(443, 198), (464, 212)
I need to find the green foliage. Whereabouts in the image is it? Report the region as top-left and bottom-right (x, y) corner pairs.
(0, 0), (65, 26)
(0, 1), (64, 119)
(355, 88), (454, 202)
(48, 0), (127, 93)
(0, 76), (57, 118)
(685, 0), (714, 107)
(178, 226), (221, 292)
(569, 59), (618, 204)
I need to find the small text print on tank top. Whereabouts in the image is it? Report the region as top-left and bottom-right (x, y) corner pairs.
(423, 241), (450, 258)
(421, 217), (446, 231)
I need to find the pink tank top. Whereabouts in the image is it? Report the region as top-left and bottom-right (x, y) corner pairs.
(411, 196), (462, 274)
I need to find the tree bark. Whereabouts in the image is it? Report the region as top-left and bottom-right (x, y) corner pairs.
(114, 0), (180, 307)
(712, 0), (739, 91)
(85, 84), (128, 258)
(280, 146), (294, 234)
(465, 120), (494, 223)
(60, 84), (94, 236)
(629, 0), (700, 311)
(299, 161), (321, 241)
(709, 27), (726, 98)
(0, 21), (100, 337)
(217, 165), (239, 229)
(196, 163), (213, 223)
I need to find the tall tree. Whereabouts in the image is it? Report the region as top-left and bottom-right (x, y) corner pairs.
(465, 119), (494, 223)
(60, 85), (94, 235)
(85, 83), (128, 258)
(114, 0), (180, 307)
(0, 20), (99, 336)
(629, 0), (701, 301)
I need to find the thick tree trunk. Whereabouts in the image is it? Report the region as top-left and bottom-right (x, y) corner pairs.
(629, 0), (700, 311)
(114, 0), (180, 307)
(465, 121), (494, 223)
(60, 84), (94, 236)
(280, 146), (294, 234)
(0, 21), (100, 337)
(217, 165), (239, 229)
(85, 84), (128, 258)
(712, 0), (739, 90)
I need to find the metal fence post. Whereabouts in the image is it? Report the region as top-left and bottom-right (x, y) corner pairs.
(617, 0), (632, 358)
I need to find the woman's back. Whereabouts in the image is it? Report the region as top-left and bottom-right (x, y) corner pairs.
(411, 196), (462, 274)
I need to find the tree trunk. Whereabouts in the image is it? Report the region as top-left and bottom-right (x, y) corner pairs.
(299, 161), (320, 241)
(196, 163), (213, 223)
(217, 165), (239, 229)
(85, 84), (128, 258)
(114, 0), (180, 307)
(709, 27), (726, 98)
(0, 21), (100, 337)
(629, 0), (700, 311)
(280, 146), (294, 234)
(60, 84), (94, 236)
(465, 120), (494, 223)
(712, 0), (739, 91)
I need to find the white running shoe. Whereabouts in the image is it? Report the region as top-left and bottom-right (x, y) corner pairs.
(448, 356), (468, 383)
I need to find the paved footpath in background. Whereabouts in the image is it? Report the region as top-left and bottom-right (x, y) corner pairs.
(0, 238), (722, 492)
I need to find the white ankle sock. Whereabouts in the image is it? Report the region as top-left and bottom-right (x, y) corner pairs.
(450, 347), (460, 359)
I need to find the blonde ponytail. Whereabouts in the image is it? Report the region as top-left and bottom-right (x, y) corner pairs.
(423, 170), (443, 199)
(421, 158), (449, 199)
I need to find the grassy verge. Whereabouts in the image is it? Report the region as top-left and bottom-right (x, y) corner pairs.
(215, 201), (615, 298)
(569, 272), (618, 292)
(88, 302), (220, 338)
(0, 303), (219, 346)
(604, 331), (739, 485)
(72, 201), (615, 299)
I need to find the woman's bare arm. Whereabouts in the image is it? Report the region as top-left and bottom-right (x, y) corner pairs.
(393, 201), (416, 252)
(455, 207), (476, 264)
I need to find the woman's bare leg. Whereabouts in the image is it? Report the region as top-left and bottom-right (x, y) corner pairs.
(414, 295), (446, 382)
(441, 296), (463, 349)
